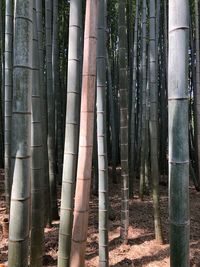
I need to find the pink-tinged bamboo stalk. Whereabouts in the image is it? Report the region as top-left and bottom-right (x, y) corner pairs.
(70, 0), (99, 266)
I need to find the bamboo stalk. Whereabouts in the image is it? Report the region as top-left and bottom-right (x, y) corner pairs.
(149, 0), (163, 243)
(58, 1), (82, 266)
(130, 0), (139, 194)
(194, 0), (200, 183)
(139, 0), (147, 200)
(70, 0), (99, 265)
(168, 0), (190, 265)
(118, 0), (129, 243)
(8, 1), (33, 265)
(36, 0), (51, 226)
(45, 0), (59, 221)
(30, 2), (45, 266)
(97, 0), (109, 265)
(4, 0), (13, 211)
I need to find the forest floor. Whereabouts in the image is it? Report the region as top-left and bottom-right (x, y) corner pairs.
(0, 168), (200, 266)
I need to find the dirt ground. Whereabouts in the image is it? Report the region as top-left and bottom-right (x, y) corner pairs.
(1, 169), (200, 267)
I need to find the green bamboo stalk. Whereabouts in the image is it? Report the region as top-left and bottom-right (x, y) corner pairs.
(36, 0), (51, 225)
(97, 0), (109, 265)
(144, 60), (149, 193)
(194, 0), (200, 182)
(127, 0), (134, 197)
(45, 0), (59, 221)
(70, 0), (99, 265)
(164, 0), (168, 82)
(130, 0), (139, 194)
(114, 54), (120, 166)
(118, 0), (129, 242)
(149, 0), (163, 243)
(92, 116), (98, 196)
(169, 0), (190, 266)
(8, 0), (33, 265)
(160, 1), (168, 177)
(106, 51), (117, 183)
(59, 1), (69, 133)
(139, 0), (147, 200)
(156, 0), (160, 48)
(30, 2), (45, 266)
(4, 0), (13, 211)
(0, 0), (5, 171)
(52, 0), (62, 183)
(136, 23), (143, 177)
(58, 0), (82, 266)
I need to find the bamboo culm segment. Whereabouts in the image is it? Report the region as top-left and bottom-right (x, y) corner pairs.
(8, 1), (33, 266)
(97, 0), (109, 266)
(70, 0), (99, 266)
(45, 0), (59, 221)
(58, 0), (82, 266)
(139, 0), (147, 200)
(130, 0), (139, 195)
(118, 0), (129, 243)
(4, 0), (13, 212)
(149, 0), (163, 243)
(30, 2), (45, 266)
(168, 0), (190, 266)
(36, 0), (51, 226)
(194, 0), (200, 185)
(53, 0), (63, 183)
(106, 51), (117, 183)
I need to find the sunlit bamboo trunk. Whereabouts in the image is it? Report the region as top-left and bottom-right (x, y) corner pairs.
(70, 0), (99, 265)
(97, 0), (109, 266)
(168, 0), (190, 266)
(8, 1), (33, 265)
(58, 1), (82, 266)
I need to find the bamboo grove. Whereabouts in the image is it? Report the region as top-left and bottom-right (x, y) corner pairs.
(0, 0), (199, 266)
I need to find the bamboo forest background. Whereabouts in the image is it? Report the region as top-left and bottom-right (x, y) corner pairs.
(0, 0), (199, 266)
